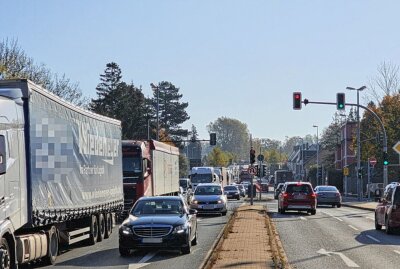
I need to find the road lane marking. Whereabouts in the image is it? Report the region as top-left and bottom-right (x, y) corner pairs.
(334, 217), (343, 222)
(366, 217), (374, 220)
(393, 250), (400, 255)
(348, 225), (358, 231)
(299, 216), (307, 221)
(317, 249), (359, 268)
(128, 251), (158, 269)
(366, 235), (380, 243)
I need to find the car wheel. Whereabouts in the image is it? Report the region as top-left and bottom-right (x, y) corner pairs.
(337, 203), (342, 208)
(385, 215), (393, 234)
(311, 209), (316, 215)
(119, 246), (131, 256)
(0, 238), (11, 269)
(181, 234), (191, 255)
(375, 214), (382, 231)
(192, 227), (198, 246)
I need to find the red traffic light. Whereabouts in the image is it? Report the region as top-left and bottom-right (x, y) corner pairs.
(293, 92), (302, 110)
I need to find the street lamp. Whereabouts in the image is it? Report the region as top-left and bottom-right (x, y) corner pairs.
(346, 86), (366, 201)
(150, 83), (170, 141)
(297, 137), (305, 181)
(313, 125), (319, 185)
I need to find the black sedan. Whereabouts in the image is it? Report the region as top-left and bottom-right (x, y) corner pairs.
(119, 196), (198, 256)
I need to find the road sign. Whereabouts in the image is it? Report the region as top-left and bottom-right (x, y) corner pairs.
(248, 166), (257, 175)
(393, 141), (400, 154)
(257, 154), (264, 162)
(369, 157), (377, 167)
(343, 167), (349, 176)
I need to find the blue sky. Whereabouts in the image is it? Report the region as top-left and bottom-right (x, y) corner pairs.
(2, 1), (400, 141)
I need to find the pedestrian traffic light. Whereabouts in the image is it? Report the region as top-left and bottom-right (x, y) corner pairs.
(210, 133), (216, 145)
(250, 148), (256, 164)
(383, 152), (389, 166)
(293, 92), (302, 110)
(336, 93), (345, 110)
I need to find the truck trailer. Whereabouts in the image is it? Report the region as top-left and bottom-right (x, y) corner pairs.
(0, 79), (123, 268)
(121, 140), (180, 216)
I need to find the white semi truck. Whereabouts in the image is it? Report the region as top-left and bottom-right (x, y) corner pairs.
(0, 79), (123, 268)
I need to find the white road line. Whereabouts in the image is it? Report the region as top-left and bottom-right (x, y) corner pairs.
(348, 225), (359, 231)
(128, 251), (158, 269)
(366, 217), (374, 220)
(299, 216), (307, 221)
(393, 250), (400, 255)
(334, 217), (343, 222)
(317, 249), (359, 268)
(366, 235), (380, 243)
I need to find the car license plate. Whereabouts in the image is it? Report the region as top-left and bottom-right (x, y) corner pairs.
(204, 204), (214, 210)
(295, 195), (305, 199)
(142, 238), (162, 243)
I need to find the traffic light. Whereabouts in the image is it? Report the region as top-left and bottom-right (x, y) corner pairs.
(250, 148), (256, 164)
(383, 152), (389, 166)
(357, 168), (362, 178)
(336, 93), (345, 110)
(293, 92), (302, 110)
(210, 133), (216, 145)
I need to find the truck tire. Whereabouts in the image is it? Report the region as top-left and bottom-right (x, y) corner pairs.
(104, 213), (112, 239)
(0, 238), (11, 269)
(88, 215), (99, 245)
(43, 226), (58, 265)
(97, 214), (106, 242)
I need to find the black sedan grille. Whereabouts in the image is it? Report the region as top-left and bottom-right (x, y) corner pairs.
(198, 201), (219, 205)
(133, 225), (172, 237)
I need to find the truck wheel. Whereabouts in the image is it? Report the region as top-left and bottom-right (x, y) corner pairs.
(88, 215), (99, 245)
(97, 214), (106, 242)
(43, 226), (58, 265)
(0, 238), (11, 269)
(104, 213), (112, 239)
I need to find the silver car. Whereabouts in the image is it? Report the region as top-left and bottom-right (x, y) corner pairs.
(190, 183), (228, 215)
(314, 185), (342, 208)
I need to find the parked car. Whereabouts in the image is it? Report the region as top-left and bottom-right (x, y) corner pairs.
(190, 183), (228, 216)
(375, 183), (400, 234)
(237, 184), (246, 197)
(119, 196), (198, 256)
(224, 185), (241, 200)
(314, 185), (342, 207)
(278, 182), (317, 215)
(274, 183), (285, 199)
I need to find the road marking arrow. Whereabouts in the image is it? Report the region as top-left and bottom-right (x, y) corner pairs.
(317, 249), (360, 268)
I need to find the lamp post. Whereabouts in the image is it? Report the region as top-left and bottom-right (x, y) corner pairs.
(313, 125), (319, 185)
(298, 137), (304, 181)
(346, 86), (366, 201)
(150, 83), (170, 141)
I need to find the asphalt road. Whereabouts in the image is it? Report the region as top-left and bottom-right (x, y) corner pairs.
(267, 193), (400, 269)
(22, 199), (244, 269)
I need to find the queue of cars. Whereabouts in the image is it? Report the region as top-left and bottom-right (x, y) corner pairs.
(118, 182), (243, 256)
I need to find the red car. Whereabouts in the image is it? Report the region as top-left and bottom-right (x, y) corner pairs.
(375, 183), (400, 234)
(278, 182), (317, 215)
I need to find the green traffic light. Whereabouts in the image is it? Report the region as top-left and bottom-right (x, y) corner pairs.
(339, 104), (343, 108)
(384, 160), (389, 165)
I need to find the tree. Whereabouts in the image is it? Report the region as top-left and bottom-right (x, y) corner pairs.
(205, 147), (230, 167)
(207, 117), (250, 160)
(0, 38), (87, 106)
(90, 63), (150, 139)
(367, 61), (400, 103)
(150, 81), (190, 140)
(90, 62), (122, 115)
(179, 155), (189, 178)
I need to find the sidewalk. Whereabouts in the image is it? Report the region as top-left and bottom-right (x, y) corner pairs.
(209, 205), (277, 269)
(342, 197), (378, 212)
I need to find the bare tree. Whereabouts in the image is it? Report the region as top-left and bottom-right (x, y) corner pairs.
(0, 38), (88, 106)
(366, 61), (400, 103)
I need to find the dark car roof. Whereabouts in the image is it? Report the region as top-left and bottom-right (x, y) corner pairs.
(137, 196), (182, 201)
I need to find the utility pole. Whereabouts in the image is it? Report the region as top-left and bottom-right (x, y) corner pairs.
(313, 125), (319, 185)
(250, 134), (254, 206)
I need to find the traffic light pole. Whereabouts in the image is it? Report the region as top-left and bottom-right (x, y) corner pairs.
(303, 99), (388, 187)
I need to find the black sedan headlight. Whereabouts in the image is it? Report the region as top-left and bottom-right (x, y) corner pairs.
(173, 224), (187, 234)
(120, 225), (133, 235)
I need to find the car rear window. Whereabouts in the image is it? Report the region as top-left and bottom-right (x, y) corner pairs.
(224, 186), (238, 191)
(286, 184), (312, 194)
(318, 186), (337, 192)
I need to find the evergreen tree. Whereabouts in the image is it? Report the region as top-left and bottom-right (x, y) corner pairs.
(90, 62), (122, 115)
(150, 81), (190, 140)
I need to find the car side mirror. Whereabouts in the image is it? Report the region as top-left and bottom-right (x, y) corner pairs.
(189, 209), (197, 215)
(0, 135), (6, 175)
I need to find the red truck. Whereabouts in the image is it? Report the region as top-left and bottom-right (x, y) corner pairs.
(121, 140), (180, 216)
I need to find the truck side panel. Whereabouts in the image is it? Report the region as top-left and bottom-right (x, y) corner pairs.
(28, 90), (123, 225)
(151, 144), (179, 196)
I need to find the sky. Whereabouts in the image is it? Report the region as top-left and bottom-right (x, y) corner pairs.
(2, 0), (400, 142)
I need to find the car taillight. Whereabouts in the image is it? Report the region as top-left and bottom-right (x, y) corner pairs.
(309, 193), (316, 198)
(283, 192), (288, 199)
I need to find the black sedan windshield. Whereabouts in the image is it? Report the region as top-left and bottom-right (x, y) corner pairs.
(131, 199), (184, 216)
